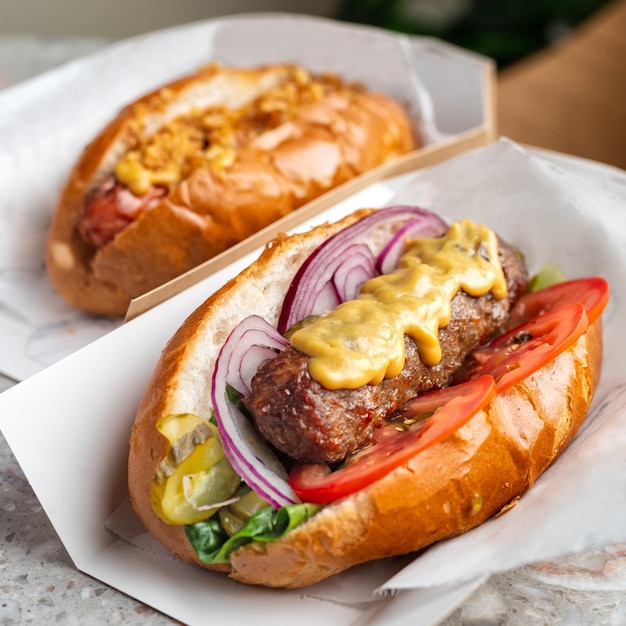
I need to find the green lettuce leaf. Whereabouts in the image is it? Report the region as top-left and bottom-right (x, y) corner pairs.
(184, 502), (321, 564)
(527, 262), (567, 293)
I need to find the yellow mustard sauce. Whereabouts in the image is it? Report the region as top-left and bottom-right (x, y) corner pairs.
(114, 67), (356, 196)
(289, 220), (507, 390)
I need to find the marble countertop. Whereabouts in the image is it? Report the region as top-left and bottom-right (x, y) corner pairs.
(1, 35), (625, 626)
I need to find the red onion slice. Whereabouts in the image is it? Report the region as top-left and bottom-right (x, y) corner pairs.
(302, 282), (341, 324)
(237, 344), (281, 395)
(222, 317), (288, 395)
(332, 243), (376, 303)
(210, 207), (448, 506)
(278, 206), (448, 333)
(211, 315), (298, 508)
(376, 215), (448, 275)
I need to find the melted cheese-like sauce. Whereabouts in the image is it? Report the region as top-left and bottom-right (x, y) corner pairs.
(290, 220), (507, 389)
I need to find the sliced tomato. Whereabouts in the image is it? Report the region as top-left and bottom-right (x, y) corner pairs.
(289, 278), (608, 505)
(455, 302), (588, 393)
(508, 277), (609, 329)
(289, 375), (496, 504)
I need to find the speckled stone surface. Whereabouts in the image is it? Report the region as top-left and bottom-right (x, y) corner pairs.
(442, 550), (626, 625)
(0, 427), (177, 625)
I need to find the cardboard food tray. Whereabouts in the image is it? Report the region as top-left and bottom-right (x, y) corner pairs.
(2, 138), (626, 626)
(0, 12), (495, 381)
(124, 139), (495, 320)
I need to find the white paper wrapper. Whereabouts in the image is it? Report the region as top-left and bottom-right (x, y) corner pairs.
(0, 13), (491, 382)
(1, 138), (626, 626)
(371, 138), (626, 595)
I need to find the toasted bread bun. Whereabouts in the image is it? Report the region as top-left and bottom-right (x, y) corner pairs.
(128, 210), (603, 589)
(46, 63), (417, 316)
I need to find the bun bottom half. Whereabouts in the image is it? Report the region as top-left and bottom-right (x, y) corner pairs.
(229, 320), (602, 588)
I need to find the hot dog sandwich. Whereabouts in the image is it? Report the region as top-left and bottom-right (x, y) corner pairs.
(45, 63), (417, 316)
(128, 205), (607, 588)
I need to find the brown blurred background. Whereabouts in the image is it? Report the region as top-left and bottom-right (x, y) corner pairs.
(336, 0), (626, 170)
(495, 2), (625, 171)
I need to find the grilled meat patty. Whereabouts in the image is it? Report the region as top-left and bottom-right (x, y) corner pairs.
(244, 239), (528, 464)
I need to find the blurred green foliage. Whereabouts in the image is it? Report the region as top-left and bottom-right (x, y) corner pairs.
(334, 0), (613, 68)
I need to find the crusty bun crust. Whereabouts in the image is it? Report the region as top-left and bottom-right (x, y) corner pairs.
(46, 64), (416, 316)
(128, 210), (603, 589)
